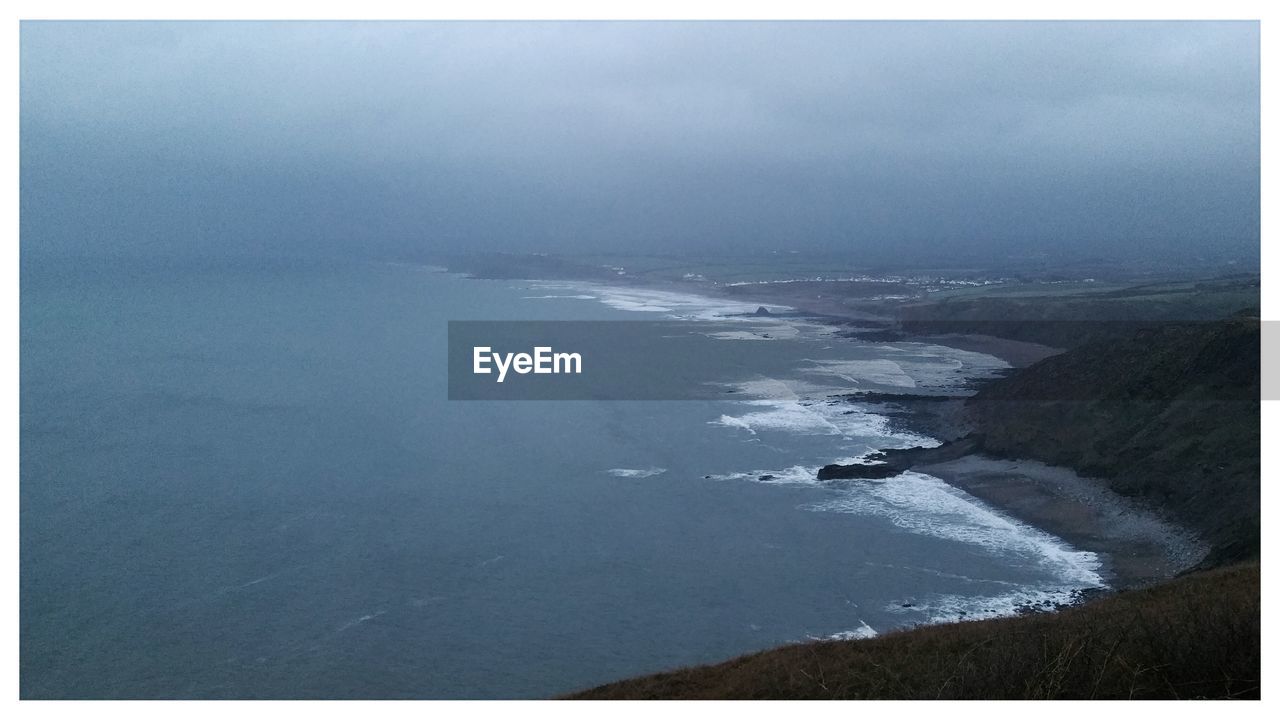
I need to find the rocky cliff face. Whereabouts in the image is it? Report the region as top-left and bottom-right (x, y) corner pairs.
(966, 317), (1260, 566)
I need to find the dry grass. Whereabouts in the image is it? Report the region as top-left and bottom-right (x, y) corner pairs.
(565, 563), (1259, 700)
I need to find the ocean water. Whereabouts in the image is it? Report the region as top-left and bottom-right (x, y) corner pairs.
(20, 259), (1103, 699)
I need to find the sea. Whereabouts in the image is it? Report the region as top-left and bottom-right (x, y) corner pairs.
(20, 258), (1105, 698)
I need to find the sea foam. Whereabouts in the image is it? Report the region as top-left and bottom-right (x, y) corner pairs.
(807, 472), (1101, 582)
(607, 467), (668, 479)
(808, 471), (1106, 625)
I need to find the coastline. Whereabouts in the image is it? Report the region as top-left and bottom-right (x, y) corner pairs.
(649, 276), (1210, 588)
(462, 266), (1207, 596)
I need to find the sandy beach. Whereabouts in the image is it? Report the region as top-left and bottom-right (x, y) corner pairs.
(917, 456), (1207, 589)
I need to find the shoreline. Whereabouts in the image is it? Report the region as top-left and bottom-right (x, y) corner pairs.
(527, 271), (1065, 369)
(917, 455), (1207, 590)
(617, 275), (1210, 590)
(461, 267), (1207, 595)
(828, 396), (1208, 591)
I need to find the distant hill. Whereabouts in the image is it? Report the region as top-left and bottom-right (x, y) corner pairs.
(567, 562), (1258, 700)
(895, 277), (1259, 349)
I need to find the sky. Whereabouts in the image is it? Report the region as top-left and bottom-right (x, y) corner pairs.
(20, 21), (1260, 264)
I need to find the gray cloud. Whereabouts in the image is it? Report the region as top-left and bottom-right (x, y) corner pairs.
(20, 20), (1259, 263)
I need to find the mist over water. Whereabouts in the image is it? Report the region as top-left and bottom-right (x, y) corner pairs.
(22, 260), (1103, 698)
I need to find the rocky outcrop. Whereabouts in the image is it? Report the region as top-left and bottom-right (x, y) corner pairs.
(817, 436), (983, 480)
(816, 463), (902, 480)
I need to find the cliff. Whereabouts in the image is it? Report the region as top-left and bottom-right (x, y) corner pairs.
(966, 316), (1259, 567)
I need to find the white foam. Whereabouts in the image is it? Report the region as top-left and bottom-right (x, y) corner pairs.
(711, 414), (760, 435)
(803, 359), (918, 388)
(705, 453), (909, 487)
(826, 621), (878, 641)
(725, 377), (826, 400)
(706, 374), (939, 490)
(706, 464), (824, 486)
(706, 330), (769, 341)
(886, 587), (1086, 627)
(712, 400), (844, 436)
(710, 380), (937, 448)
(607, 467), (668, 478)
(525, 281), (863, 352)
(336, 609), (387, 633)
(801, 344), (1010, 393)
(527, 281), (784, 321)
(792, 471), (1106, 627)
(808, 471), (1104, 589)
(705, 325), (801, 341)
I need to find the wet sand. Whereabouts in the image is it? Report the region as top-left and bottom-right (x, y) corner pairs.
(904, 333), (1062, 368)
(917, 455), (1208, 589)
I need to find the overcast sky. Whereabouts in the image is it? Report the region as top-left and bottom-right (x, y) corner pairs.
(20, 21), (1260, 263)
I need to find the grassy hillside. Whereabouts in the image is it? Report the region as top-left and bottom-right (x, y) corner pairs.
(967, 316), (1259, 566)
(567, 563), (1258, 700)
